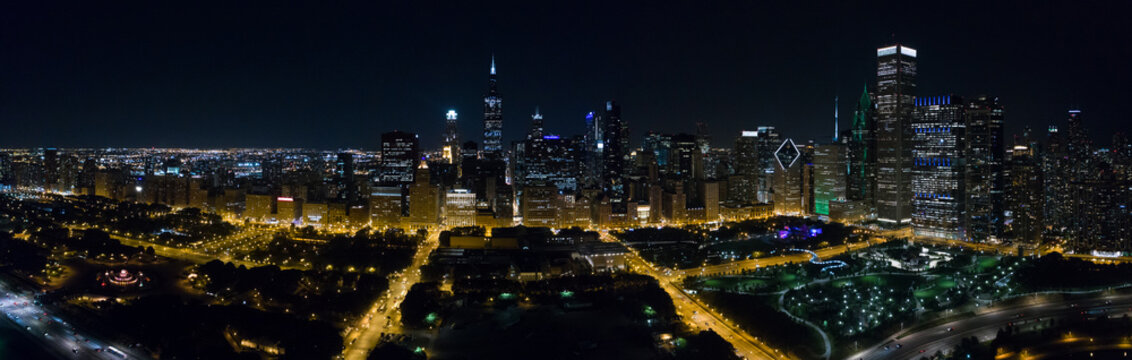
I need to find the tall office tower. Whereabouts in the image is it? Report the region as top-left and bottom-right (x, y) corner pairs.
(641, 132), (673, 178)
(522, 108), (548, 186)
(443, 110), (461, 164)
(581, 111), (602, 188)
(875, 44), (918, 225)
(695, 122), (711, 159)
(1042, 125), (1071, 240)
(671, 133), (698, 181)
(408, 161), (440, 228)
(482, 56), (504, 157)
(801, 141), (816, 216)
(43, 148), (59, 191)
(754, 126), (781, 203)
(910, 96), (966, 240)
(379, 131), (420, 185)
(964, 96), (1006, 242)
(335, 152), (357, 202)
(601, 101), (627, 212)
(1065, 110), (1092, 160)
(544, 135), (580, 192)
(731, 131), (761, 204)
(848, 85), (877, 206)
(813, 143), (848, 216)
(1007, 138), (1043, 242)
(772, 139), (804, 215)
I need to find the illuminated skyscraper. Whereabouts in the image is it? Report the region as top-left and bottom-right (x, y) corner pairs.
(443, 110), (460, 164)
(1007, 132), (1043, 242)
(482, 56), (504, 157)
(875, 44), (917, 225)
(731, 131), (761, 204)
(847, 85), (876, 208)
(335, 152), (357, 202)
(379, 131), (420, 185)
(911, 96), (965, 240)
(813, 142), (847, 216)
(964, 96), (1006, 242)
(753, 126), (780, 203)
(601, 101), (627, 212)
(773, 138), (804, 215)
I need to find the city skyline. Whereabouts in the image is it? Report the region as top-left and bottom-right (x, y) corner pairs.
(3, 3), (1132, 360)
(3, 2), (1131, 149)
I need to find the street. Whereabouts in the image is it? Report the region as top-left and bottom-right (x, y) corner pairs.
(340, 230), (438, 360)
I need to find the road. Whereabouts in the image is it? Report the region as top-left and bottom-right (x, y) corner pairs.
(849, 292), (1132, 360)
(340, 230), (438, 360)
(680, 239), (884, 278)
(66, 225), (306, 270)
(603, 232), (790, 359)
(0, 279), (149, 359)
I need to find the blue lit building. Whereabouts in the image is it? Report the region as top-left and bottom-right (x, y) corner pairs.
(911, 96), (966, 240)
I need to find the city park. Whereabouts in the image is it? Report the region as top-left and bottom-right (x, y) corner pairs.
(682, 237), (1132, 359)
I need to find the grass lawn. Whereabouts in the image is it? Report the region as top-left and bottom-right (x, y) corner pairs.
(974, 256), (1000, 272)
(913, 276), (957, 298)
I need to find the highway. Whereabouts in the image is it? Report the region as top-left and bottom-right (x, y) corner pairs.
(0, 280), (149, 359)
(849, 292), (1132, 360)
(340, 230), (438, 360)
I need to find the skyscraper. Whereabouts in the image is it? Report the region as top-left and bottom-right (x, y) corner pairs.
(482, 56), (504, 157)
(443, 110), (460, 164)
(875, 44), (918, 225)
(813, 142), (847, 216)
(848, 85), (876, 208)
(773, 138), (804, 215)
(1007, 134), (1043, 243)
(911, 96), (965, 240)
(601, 101), (627, 212)
(379, 131), (420, 185)
(964, 96), (1006, 242)
(731, 131), (761, 204)
(754, 126), (781, 203)
(335, 152), (357, 202)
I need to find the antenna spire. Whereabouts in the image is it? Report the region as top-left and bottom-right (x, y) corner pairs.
(833, 96), (839, 142)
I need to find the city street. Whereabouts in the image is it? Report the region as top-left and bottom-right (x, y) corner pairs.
(341, 230), (438, 360)
(603, 231), (791, 360)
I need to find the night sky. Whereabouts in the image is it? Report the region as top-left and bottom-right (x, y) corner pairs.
(2, 1), (1129, 150)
